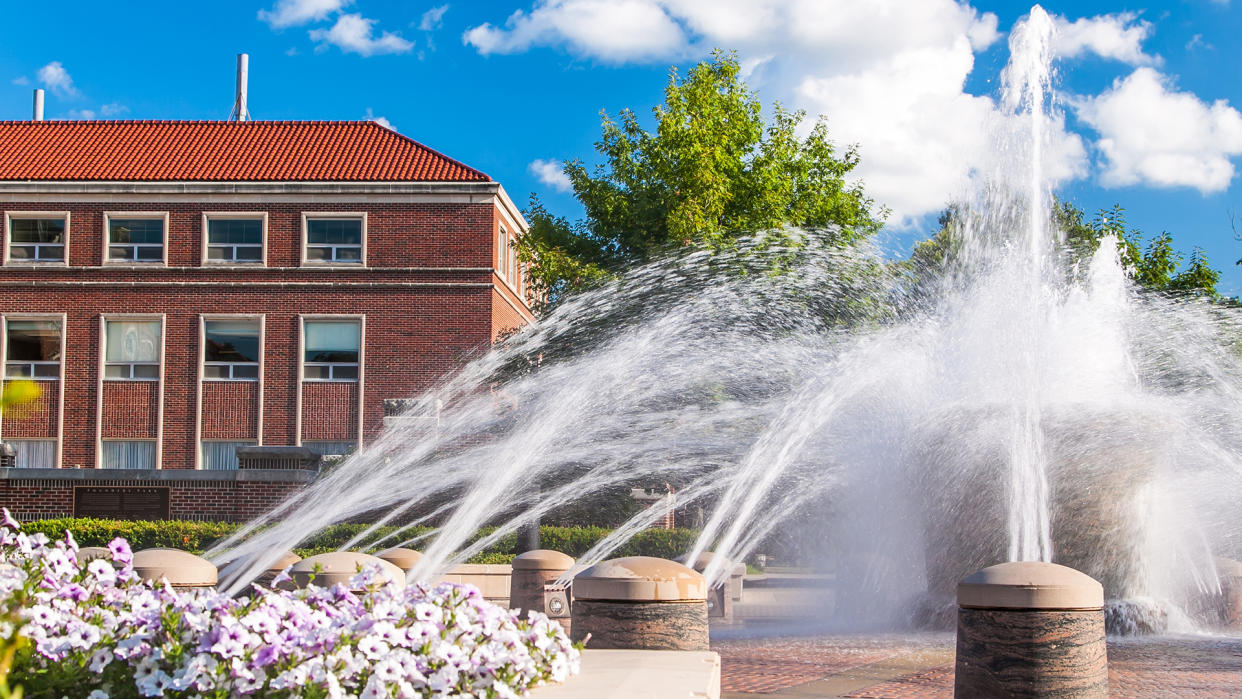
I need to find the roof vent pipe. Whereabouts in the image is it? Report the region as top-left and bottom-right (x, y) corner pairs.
(230, 53), (250, 122)
(32, 89), (44, 121)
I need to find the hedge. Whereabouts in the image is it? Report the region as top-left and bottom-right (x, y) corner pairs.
(20, 518), (701, 564)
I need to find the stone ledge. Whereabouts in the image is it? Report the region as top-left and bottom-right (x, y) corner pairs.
(533, 650), (720, 698)
(0, 468), (316, 483)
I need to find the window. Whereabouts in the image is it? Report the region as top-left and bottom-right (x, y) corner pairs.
(5, 319), (60, 379)
(304, 441), (356, 457)
(107, 217), (164, 262)
(305, 217), (363, 263)
(104, 320), (161, 380)
(206, 217), (263, 263)
(101, 441), (155, 469)
(303, 320), (360, 381)
(204, 320), (259, 380)
(8, 216), (65, 263)
(10, 440), (56, 469)
(497, 227), (508, 279)
(201, 441), (253, 470)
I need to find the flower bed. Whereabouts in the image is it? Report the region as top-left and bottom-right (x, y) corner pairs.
(0, 512), (579, 698)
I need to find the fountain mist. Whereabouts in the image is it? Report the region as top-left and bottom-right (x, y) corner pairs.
(211, 6), (1242, 633)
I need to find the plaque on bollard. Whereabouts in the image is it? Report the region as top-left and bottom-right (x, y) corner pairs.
(543, 582), (571, 619)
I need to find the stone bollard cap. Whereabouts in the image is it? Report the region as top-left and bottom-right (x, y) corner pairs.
(1215, 558), (1242, 579)
(685, 551), (747, 578)
(573, 556), (706, 602)
(958, 561), (1103, 611)
(512, 549), (575, 571)
(291, 552), (405, 590)
(132, 548), (219, 588)
(268, 552), (302, 571)
(76, 546), (112, 564)
(375, 548), (423, 572)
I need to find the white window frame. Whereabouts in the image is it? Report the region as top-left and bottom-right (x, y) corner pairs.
(295, 314), (366, 450)
(3, 316), (63, 381)
(201, 212), (267, 266)
(101, 315), (163, 382)
(301, 317), (362, 383)
(0, 313), (66, 468)
(201, 315), (263, 382)
(301, 212), (366, 266)
(195, 314), (265, 470)
(4, 211), (70, 266)
(497, 224), (509, 281)
(103, 212), (168, 266)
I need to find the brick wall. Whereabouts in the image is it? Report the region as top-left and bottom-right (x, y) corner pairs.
(0, 476), (308, 522)
(201, 382), (260, 440)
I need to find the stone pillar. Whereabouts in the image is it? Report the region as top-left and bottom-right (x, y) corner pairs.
(511, 549), (574, 622)
(570, 556), (708, 651)
(687, 552), (745, 620)
(131, 548), (218, 590)
(376, 547), (423, 575)
(1217, 558), (1242, 630)
(290, 552), (405, 591)
(954, 561), (1107, 699)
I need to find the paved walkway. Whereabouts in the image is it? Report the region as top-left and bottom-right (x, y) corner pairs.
(713, 633), (1242, 698)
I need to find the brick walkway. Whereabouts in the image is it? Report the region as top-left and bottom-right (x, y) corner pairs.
(714, 633), (1242, 698)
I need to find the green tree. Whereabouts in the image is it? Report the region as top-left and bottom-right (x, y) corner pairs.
(518, 50), (883, 308)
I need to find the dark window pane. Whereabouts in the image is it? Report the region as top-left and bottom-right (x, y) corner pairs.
(203, 365), (229, 379)
(104, 365), (128, 379)
(232, 364), (259, 379)
(332, 365), (358, 380)
(336, 247), (362, 262)
(131, 364), (160, 379)
(7, 321), (60, 362)
(10, 219), (64, 244)
(108, 246), (134, 261)
(306, 350), (358, 363)
(204, 321), (260, 363)
(110, 219), (163, 244)
(208, 219), (262, 245)
(8, 246), (32, 260)
(207, 247), (229, 260)
(38, 245), (64, 260)
(33, 364), (59, 378)
(305, 247), (329, 261)
(307, 219), (361, 245)
(5, 364), (31, 378)
(303, 365), (330, 380)
(135, 246), (163, 261)
(236, 246), (262, 261)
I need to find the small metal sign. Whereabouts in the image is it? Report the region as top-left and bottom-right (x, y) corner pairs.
(73, 486), (170, 520)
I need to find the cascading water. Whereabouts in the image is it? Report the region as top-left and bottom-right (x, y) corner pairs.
(210, 5), (1242, 634)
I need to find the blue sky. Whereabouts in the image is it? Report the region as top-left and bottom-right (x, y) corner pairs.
(2, 1), (1240, 294)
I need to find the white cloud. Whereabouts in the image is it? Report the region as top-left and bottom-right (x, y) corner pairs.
(259, 0), (352, 28)
(65, 109), (96, 120)
(11, 76), (28, 86)
(37, 61), (78, 98)
(464, 1), (1060, 224)
(528, 158), (572, 192)
(365, 108), (395, 130)
(310, 13), (414, 56)
(1075, 67), (1242, 193)
(1053, 12), (1159, 66)
(100, 102), (128, 117)
(419, 4), (449, 31)
(464, 0), (687, 62)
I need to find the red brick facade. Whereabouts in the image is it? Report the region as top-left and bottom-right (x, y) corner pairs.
(0, 123), (533, 520)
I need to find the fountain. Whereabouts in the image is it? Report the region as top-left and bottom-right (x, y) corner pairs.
(210, 5), (1242, 636)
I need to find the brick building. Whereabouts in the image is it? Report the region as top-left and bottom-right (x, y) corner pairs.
(0, 120), (533, 520)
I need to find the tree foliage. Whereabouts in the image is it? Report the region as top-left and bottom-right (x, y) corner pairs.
(518, 50), (883, 309)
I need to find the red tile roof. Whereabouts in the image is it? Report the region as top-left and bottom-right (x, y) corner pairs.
(0, 120), (491, 183)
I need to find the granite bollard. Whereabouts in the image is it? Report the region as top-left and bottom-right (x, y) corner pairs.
(570, 556), (708, 651)
(290, 552), (405, 591)
(954, 561), (1107, 698)
(511, 549), (575, 628)
(376, 547), (423, 574)
(131, 548), (219, 589)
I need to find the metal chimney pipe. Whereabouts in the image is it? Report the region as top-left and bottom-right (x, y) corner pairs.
(32, 89), (44, 121)
(232, 53), (249, 122)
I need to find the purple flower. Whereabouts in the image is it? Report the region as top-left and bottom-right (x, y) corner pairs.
(107, 538), (132, 566)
